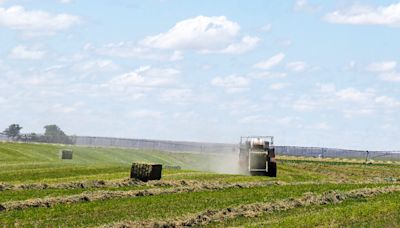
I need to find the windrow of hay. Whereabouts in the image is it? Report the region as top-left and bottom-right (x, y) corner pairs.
(0, 181), (288, 212)
(0, 179), (205, 192)
(1, 176), (397, 192)
(103, 185), (400, 228)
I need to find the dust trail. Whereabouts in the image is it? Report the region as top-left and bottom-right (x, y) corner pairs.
(202, 153), (242, 175)
(103, 185), (400, 228)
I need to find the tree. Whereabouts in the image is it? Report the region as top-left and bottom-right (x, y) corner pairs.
(43, 125), (73, 144)
(3, 124), (22, 140)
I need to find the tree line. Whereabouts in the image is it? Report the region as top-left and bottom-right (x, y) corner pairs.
(1, 124), (75, 144)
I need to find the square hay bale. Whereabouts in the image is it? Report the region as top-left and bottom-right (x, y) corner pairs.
(60, 149), (73, 160)
(130, 163), (162, 182)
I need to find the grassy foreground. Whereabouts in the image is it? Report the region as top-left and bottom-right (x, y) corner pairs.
(0, 142), (399, 227)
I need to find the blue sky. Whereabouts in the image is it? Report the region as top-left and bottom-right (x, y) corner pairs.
(1, 0), (400, 150)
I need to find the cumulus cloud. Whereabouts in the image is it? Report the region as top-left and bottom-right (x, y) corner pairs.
(91, 42), (182, 61)
(269, 83), (289, 90)
(72, 59), (119, 75)
(286, 61), (308, 72)
(366, 61), (397, 72)
(335, 88), (374, 103)
(294, 0), (321, 12)
(253, 53), (285, 70)
(202, 35), (260, 54)
(108, 66), (180, 88)
(9, 45), (45, 60)
(379, 72), (400, 82)
(140, 16), (259, 54)
(211, 75), (250, 93)
(325, 2), (400, 26)
(0, 5), (81, 36)
(366, 60), (400, 82)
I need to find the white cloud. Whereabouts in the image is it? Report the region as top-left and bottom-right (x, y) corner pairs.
(92, 42), (181, 61)
(239, 115), (266, 124)
(72, 59), (119, 75)
(366, 61), (397, 72)
(9, 45), (45, 60)
(375, 96), (400, 108)
(128, 110), (162, 119)
(250, 71), (287, 79)
(253, 53), (285, 70)
(365, 61), (400, 82)
(379, 72), (400, 82)
(211, 75), (250, 93)
(0, 5), (81, 36)
(141, 16), (238, 50)
(310, 122), (331, 130)
(261, 23), (272, 32)
(336, 88), (373, 103)
(325, 2), (400, 26)
(50, 103), (81, 113)
(293, 97), (319, 111)
(316, 83), (336, 93)
(269, 83), (289, 90)
(108, 66), (180, 88)
(286, 61), (308, 72)
(140, 16), (258, 54)
(294, 0), (321, 12)
(59, 0), (72, 3)
(204, 35), (260, 54)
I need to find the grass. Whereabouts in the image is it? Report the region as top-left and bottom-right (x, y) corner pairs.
(1, 183), (391, 227)
(0, 142), (399, 227)
(212, 191), (400, 227)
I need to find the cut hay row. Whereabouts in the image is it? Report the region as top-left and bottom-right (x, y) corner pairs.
(0, 181), (286, 212)
(0, 179), (197, 192)
(0, 181), (340, 211)
(1, 179), (397, 212)
(103, 185), (400, 228)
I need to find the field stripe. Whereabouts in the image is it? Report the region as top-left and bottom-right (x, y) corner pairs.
(0, 181), (286, 211)
(101, 185), (400, 228)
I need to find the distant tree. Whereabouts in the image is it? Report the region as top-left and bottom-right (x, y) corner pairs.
(3, 124), (22, 140)
(43, 125), (73, 144)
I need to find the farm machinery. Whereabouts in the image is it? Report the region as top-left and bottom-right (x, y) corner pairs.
(239, 136), (277, 177)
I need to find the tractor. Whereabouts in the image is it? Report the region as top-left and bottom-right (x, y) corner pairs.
(239, 136), (277, 177)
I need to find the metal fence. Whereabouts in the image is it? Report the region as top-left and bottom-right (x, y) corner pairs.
(71, 136), (400, 161)
(1, 135), (399, 161)
(276, 146), (400, 161)
(71, 136), (236, 153)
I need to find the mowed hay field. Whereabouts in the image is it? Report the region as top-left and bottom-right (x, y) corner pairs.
(1, 142), (400, 227)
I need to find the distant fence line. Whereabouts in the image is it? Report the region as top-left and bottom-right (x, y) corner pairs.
(277, 146), (400, 161)
(71, 136), (236, 153)
(71, 136), (400, 160)
(1, 135), (399, 160)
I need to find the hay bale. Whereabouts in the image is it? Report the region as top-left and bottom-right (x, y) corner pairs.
(60, 149), (73, 160)
(130, 163), (162, 182)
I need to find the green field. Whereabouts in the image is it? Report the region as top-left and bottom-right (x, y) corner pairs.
(0, 142), (400, 227)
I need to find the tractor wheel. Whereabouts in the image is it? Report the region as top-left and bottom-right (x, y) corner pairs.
(267, 161), (277, 177)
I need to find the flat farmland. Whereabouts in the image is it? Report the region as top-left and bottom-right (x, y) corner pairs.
(0, 142), (400, 227)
